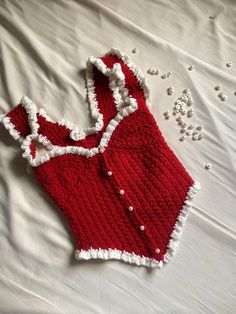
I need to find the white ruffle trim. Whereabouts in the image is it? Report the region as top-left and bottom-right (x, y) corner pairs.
(163, 181), (201, 263)
(0, 114), (24, 142)
(75, 248), (163, 268)
(0, 48), (150, 167)
(74, 181), (201, 268)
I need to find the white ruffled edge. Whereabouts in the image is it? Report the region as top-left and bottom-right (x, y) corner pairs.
(0, 48), (151, 167)
(75, 181), (201, 268)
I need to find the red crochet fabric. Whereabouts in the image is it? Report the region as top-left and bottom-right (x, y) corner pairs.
(0, 48), (200, 268)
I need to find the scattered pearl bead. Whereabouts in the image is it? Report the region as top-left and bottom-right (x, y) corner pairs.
(221, 95), (227, 101)
(119, 189), (125, 195)
(128, 206), (133, 212)
(188, 65), (194, 71)
(147, 69), (159, 75)
(205, 163), (212, 170)
(188, 124), (194, 130)
(107, 171), (113, 176)
(140, 225), (145, 231)
(180, 128), (186, 133)
(183, 89), (190, 94)
(167, 86), (174, 95)
(187, 99), (194, 106)
(132, 48), (138, 53)
(226, 61), (232, 67)
(215, 85), (221, 91)
(155, 248), (160, 254)
(196, 125), (203, 131)
(175, 104), (181, 110)
(181, 110), (186, 115)
(193, 134), (198, 140)
(179, 136), (186, 141)
(186, 130), (192, 136)
(198, 134), (204, 140)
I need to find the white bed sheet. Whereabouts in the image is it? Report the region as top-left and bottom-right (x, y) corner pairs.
(0, 0), (235, 313)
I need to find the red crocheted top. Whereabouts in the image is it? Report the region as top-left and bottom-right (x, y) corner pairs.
(0, 48), (200, 268)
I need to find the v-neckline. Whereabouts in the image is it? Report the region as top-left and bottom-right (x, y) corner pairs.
(17, 48), (151, 166)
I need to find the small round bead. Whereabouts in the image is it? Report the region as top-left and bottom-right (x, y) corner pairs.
(205, 163), (212, 170)
(188, 124), (194, 130)
(128, 206), (133, 212)
(107, 171), (113, 176)
(188, 65), (194, 71)
(186, 130), (192, 136)
(193, 134), (198, 140)
(198, 134), (204, 140)
(140, 225), (145, 231)
(119, 189), (125, 195)
(215, 85), (221, 91)
(155, 248), (160, 254)
(180, 128), (186, 133)
(179, 136), (185, 141)
(226, 61), (232, 67)
(196, 125), (203, 131)
(132, 48), (138, 53)
(183, 89), (190, 94)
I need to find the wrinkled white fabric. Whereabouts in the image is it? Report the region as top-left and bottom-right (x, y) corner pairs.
(0, 0), (235, 313)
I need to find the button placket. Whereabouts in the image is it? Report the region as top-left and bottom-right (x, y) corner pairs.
(101, 154), (161, 257)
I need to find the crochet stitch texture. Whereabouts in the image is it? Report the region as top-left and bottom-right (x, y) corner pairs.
(0, 48), (200, 268)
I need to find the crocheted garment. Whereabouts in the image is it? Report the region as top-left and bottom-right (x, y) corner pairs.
(0, 48), (200, 268)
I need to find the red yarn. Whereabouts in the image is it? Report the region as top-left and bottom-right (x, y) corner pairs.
(0, 50), (196, 267)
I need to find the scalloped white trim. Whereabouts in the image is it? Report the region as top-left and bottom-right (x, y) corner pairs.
(75, 248), (163, 268)
(75, 181), (201, 268)
(1, 48), (149, 167)
(163, 181), (201, 263)
(0, 113), (24, 142)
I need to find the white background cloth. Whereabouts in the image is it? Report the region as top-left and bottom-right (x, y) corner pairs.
(0, 0), (235, 313)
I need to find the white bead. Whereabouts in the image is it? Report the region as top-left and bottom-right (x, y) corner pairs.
(175, 104), (181, 110)
(186, 130), (192, 136)
(163, 111), (170, 116)
(140, 225), (145, 231)
(183, 89), (190, 94)
(215, 85), (221, 91)
(198, 134), (204, 140)
(179, 136), (185, 141)
(107, 171), (112, 176)
(180, 128), (186, 133)
(205, 163), (212, 170)
(188, 124), (194, 130)
(188, 65), (194, 71)
(119, 189), (125, 195)
(226, 61), (232, 67)
(132, 48), (138, 53)
(193, 134), (198, 140)
(155, 248), (160, 254)
(128, 206), (133, 212)
(196, 125), (203, 131)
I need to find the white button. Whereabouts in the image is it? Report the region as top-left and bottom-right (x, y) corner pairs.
(107, 171), (112, 176)
(128, 206), (133, 212)
(139, 225), (145, 231)
(155, 248), (160, 254)
(119, 189), (125, 195)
